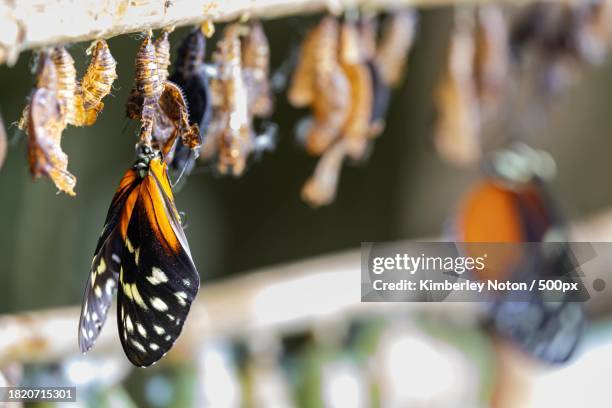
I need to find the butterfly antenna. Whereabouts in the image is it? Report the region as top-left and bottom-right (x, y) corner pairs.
(120, 119), (133, 137)
(171, 150), (196, 189)
(171, 161), (188, 188)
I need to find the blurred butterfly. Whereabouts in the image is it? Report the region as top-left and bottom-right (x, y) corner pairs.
(455, 144), (584, 363)
(78, 144), (199, 367)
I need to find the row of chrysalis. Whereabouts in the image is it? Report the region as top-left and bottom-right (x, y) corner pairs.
(125, 22), (277, 179)
(434, 2), (612, 167)
(290, 12), (417, 206)
(17, 13), (414, 206)
(19, 41), (117, 195)
(12, 1), (612, 200)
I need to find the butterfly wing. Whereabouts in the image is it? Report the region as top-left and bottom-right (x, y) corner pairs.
(492, 299), (584, 363)
(507, 184), (585, 363)
(117, 159), (199, 366)
(78, 169), (140, 353)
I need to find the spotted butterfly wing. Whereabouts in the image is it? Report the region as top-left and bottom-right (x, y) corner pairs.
(78, 169), (140, 352)
(117, 156), (199, 366)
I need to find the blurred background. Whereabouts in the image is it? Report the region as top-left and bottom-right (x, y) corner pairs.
(1, 3), (612, 407)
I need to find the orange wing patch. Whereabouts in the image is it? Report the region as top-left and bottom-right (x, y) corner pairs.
(140, 159), (180, 253)
(457, 180), (524, 281)
(114, 168), (140, 240)
(458, 181), (523, 243)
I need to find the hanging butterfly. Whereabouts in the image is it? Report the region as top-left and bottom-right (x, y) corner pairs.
(455, 144), (585, 364)
(78, 143), (199, 367)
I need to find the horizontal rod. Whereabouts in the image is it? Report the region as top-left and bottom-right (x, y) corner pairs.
(0, 0), (506, 65)
(0, 249), (482, 365)
(0, 206), (611, 365)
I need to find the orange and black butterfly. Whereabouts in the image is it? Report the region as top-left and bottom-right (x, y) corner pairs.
(78, 144), (199, 367)
(455, 145), (584, 363)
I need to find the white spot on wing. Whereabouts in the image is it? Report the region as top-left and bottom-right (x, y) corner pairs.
(105, 279), (115, 296)
(147, 267), (168, 285)
(151, 297), (168, 311)
(175, 291), (188, 306)
(126, 315), (134, 333)
(131, 339), (146, 352)
(137, 323), (147, 338)
(153, 325), (165, 335)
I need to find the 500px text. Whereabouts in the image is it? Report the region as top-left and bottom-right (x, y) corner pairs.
(373, 279), (580, 293)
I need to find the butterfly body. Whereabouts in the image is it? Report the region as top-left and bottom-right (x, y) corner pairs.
(79, 145), (199, 367)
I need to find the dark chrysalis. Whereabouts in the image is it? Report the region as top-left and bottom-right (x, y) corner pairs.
(168, 28), (211, 177)
(359, 15), (391, 138)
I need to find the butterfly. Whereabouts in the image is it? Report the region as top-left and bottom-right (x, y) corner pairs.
(78, 144), (199, 367)
(455, 145), (584, 364)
